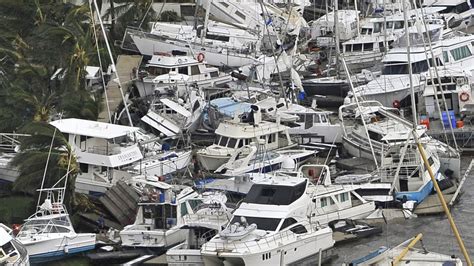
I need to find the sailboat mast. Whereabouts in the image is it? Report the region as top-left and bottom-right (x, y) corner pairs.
(402, 0), (417, 125)
(334, 0), (340, 75)
(201, 0), (211, 46)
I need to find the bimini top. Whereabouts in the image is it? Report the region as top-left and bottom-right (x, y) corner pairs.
(50, 118), (140, 139)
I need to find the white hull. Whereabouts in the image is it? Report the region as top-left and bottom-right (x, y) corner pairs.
(314, 201), (376, 226)
(202, 227), (334, 266)
(196, 153), (231, 172)
(288, 124), (343, 143)
(130, 33), (257, 67)
(135, 150), (193, 177)
(135, 76), (231, 98)
(167, 243), (204, 266)
(120, 227), (187, 248)
(19, 233), (95, 261)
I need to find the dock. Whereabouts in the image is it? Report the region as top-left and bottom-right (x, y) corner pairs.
(99, 181), (140, 226)
(98, 54), (142, 123)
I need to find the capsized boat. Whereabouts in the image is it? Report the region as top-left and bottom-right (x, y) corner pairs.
(0, 224), (29, 265)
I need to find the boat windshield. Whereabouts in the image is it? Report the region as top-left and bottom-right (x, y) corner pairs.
(18, 216), (71, 236)
(230, 216), (281, 231)
(244, 180), (307, 205)
(382, 60), (429, 75)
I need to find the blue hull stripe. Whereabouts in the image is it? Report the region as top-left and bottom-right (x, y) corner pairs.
(30, 244), (95, 260)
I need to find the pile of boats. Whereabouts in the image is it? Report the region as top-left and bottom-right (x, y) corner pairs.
(2, 0), (474, 264)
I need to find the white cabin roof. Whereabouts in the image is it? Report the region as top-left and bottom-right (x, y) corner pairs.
(215, 120), (289, 139)
(50, 118), (140, 139)
(0, 228), (12, 246)
(147, 55), (200, 67)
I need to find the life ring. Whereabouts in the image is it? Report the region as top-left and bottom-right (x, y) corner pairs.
(319, 51), (327, 60)
(197, 53), (205, 63)
(392, 100), (401, 109)
(460, 92), (470, 102)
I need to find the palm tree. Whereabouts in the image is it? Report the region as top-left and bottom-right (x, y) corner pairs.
(10, 122), (79, 209)
(103, 0), (157, 37)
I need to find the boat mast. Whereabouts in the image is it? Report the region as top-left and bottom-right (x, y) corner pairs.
(201, 0), (211, 46)
(334, 0), (340, 76)
(402, 0), (417, 125)
(92, 0), (134, 127)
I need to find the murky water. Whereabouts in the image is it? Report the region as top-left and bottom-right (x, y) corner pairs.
(333, 155), (474, 265)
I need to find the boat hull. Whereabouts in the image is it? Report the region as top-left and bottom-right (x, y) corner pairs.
(120, 228), (187, 249)
(20, 234), (96, 263)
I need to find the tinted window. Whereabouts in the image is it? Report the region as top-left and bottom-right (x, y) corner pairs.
(178, 67), (188, 75)
(289, 224), (308, 234)
(281, 218), (298, 229)
(219, 136), (229, 146)
(228, 138), (237, 148)
(231, 216), (281, 231)
(191, 65), (200, 75)
(244, 180), (307, 205)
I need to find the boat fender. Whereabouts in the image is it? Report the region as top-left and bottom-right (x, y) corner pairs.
(392, 100), (401, 109)
(197, 53), (205, 63)
(460, 92), (470, 102)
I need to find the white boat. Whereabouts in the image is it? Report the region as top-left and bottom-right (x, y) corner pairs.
(128, 21), (261, 68)
(342, 9), (444, 72)
(120, 186), (228, 249)
(50, 118), (144, 195)
(201, 173), (335, 265)
(339, 100), (461, 179)
(0, 224), (29, 265)
(166, 192), (231, 266)
(348, 30), (474, 108)
(424, 0), (474, 30)
(197, 105), (295, 171)
(16, 171), (96, 262)
(141, 89), (204, 136)
(214, 143), (316, 176)
(310, 10), (360, 47)
(134, 54), (232, 97)
(348, 234), (463, 265)
(422, 68), (473, 118)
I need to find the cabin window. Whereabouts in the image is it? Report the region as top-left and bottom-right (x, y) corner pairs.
(214, 136), (221, 144)
(235, 10), (246, 20)
(321, 197), (328, 207)
(220, 1), (229, 8)
(267, 134), (276, 144)
(303, 114), (313, 129)
(180, 202), (188, 216)
(237, 139), (243, 148)
(353, 43), (362, 51)
(188, 199), (203, 211)
(340, 192), (349, 202)
(210, 71), (219, 77)
(428, 156), (434, 167)
(219, 136), (229, 146)
(386, 21), (394, 29)
(155, 204), (177, 229)
(345, 45), (352, 52)
(281, 218), (298, 230)
(321, 114), (327, 123)
(227, 138), (237, 148)
(313, 114), (320, 123)
(80, 163), (88, 173)
(231, 216), (281, 231)
(289, 224), (308, 234)
(178, 67), (188, 75)
(149, 67), (170, 76)
(374, 22), (382, 33)
(329, 197), (335, 205)
(363, 43), (373, 51)
(190, 65), (200, 75)
(206, 33), (230, 42)
(443, 51), (450, 63)
(393, 21), (404, 29)
(450, 46), (472, 61)
(244, 138), (251, 145)
(192, 101), (200, 112)
(456, 2), (470, 13)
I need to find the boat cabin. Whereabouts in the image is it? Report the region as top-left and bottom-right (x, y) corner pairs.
(50, 118), (143, 195)
(423, 71), (472, 118)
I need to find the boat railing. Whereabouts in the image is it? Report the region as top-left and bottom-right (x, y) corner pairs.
(203, 221), (320, 253)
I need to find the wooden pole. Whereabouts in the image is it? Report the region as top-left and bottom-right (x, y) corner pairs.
(392, 233), (423, 266)
(413, 130), (472, 266)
